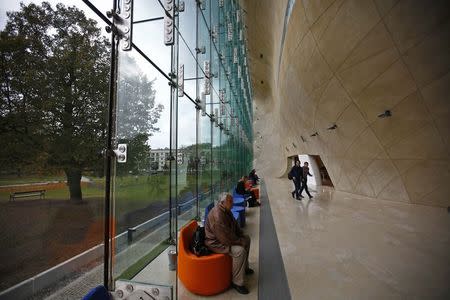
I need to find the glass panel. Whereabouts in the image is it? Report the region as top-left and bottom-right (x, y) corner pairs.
(178, 38), (197, 98)
(111, 47), (171, 284)
(0, 0), (109, 297)
(197, 1), (212, 213)
(1, 0), (255, 299)
(212, 124), (221, 200)
(134, 0), (165, 22)
(176, 96), (197, 228)
(177, 0), (197, 52)
(133, 1), (171, 74)
(198, 114), (212, 211)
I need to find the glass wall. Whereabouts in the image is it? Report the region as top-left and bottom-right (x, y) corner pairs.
(0, 0), (253, 298)
(0, 0), (109, 297)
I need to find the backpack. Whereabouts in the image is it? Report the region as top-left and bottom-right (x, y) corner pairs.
(191, 226), (211, 256)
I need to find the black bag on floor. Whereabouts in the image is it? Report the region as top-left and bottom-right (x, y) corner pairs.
(191, 226), (211, 256)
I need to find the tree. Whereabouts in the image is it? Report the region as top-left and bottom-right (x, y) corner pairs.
(115, 54), (163, 177)
(0, 3), (54, 176)
(0, 2), (163, 202)
(116, 54), (163, 141)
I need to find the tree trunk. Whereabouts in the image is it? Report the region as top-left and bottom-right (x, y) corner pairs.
(65, 168), (82, 202)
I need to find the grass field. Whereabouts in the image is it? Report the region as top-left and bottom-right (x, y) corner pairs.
(0, 173), (215, 209)
(0, 171), (227, 291)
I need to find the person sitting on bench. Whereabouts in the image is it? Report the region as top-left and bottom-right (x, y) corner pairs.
(248, 169), (259, 185)
(236, 176), (259, 207)
(205, 193), (254, 294)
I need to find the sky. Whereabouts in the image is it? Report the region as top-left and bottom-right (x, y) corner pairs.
(0, 0), (200, 149)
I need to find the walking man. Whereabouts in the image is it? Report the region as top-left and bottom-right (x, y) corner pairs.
(299, 161), (313, 199)
(289, 160), (303, 200)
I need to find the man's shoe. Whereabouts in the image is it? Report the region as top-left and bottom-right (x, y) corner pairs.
(245, 268), (254, 275)
(231, 283), (249, 294)
(309, 195), (313, 199)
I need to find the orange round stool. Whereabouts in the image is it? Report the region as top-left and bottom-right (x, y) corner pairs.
(178, 220), (232, 296)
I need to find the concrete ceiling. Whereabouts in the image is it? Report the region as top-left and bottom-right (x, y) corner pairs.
(243, 0), (450, 207)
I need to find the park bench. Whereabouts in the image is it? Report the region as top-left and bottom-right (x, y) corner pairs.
(9, 190), (46, 201)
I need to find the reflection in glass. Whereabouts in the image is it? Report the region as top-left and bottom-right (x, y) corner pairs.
(176, 97), (197, 228)
(0, 1), (108, 296)
(0, 0), (254, 297)
(112, 49), (169, 282)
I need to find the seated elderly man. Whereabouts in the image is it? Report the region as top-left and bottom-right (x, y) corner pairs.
(205, 193), (254, 294)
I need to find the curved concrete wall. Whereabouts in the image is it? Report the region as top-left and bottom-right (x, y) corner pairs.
(243, 0), (450, 207)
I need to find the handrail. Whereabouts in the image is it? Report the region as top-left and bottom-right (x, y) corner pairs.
(0, 188), (220, 299)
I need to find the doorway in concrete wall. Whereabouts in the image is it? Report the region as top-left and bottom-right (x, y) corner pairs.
(310, 155), (334, 187)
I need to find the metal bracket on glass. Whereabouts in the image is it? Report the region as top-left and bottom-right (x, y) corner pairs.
(177, 1), (185, 12)
(211, 25), (218, 42)
(195, 46), (206, 54)
(203, 77), (210, 96)
(195, 98), (201, 110)
(106, 0), (133, 51)
(113, 144), (127, 163)
(178, 64), (184, 97)
(200, 92), (206, 116)
(227, 22), (233, 41)
(214, 108), (219, 126)
(196, 0), (205, 10)
(112, 280), (172, 300)
(164, 0), (175, 46)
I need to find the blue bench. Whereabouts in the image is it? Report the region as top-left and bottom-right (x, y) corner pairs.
(231, 206), (246, 227)
(205, 202), (242, 226)
(232, 197), (246, 207)
(82, 285), (110, 300)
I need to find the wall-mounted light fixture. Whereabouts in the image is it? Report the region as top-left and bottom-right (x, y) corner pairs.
(301, 135), (306, 142)
(285, 146), (289, 151)
(292, 142), (297, 148)
(327, 124), (338, 130)
(378, 110), (392, 118)
(310, 132), (319, 137)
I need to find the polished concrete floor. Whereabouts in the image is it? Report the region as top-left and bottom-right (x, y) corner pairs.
(134, 178), (450, 299)
(265, 177), (450, 299)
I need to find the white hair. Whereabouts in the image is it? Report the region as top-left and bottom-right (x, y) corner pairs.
(219, 192), (231, 203)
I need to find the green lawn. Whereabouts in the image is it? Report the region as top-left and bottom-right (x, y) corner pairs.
(0, 173), (222, 213)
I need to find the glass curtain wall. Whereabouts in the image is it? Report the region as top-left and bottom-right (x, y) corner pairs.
(0, 0), (253, 298)
(176, 3), (198, 227)
(0, 1), (110, 297)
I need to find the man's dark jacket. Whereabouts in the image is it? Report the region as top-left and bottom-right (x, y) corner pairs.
(289, 165), (303, 181)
